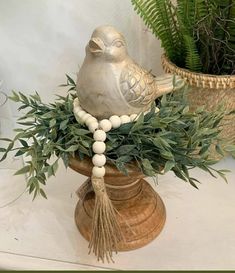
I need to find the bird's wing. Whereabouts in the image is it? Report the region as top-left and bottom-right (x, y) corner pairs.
(120, 62), (185, 108)
(120, 62), (158, 108)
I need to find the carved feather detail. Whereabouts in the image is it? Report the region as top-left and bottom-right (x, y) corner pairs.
(120, 62), (158, 108)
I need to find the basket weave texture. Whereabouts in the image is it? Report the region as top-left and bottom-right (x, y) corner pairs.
(162, 54), (235, 149)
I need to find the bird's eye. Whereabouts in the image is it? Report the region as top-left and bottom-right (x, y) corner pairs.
(114, 41), (123, 48)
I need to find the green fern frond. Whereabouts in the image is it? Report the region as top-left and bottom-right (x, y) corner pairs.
(176, 0), (202, 71)
(131, 0), (182, 64)
(177, 0), (196, 33)
(195, 0), (214, 21)
(183, 35), (202, 71)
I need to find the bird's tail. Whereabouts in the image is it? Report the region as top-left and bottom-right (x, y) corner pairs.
(155, 73), (185, 97)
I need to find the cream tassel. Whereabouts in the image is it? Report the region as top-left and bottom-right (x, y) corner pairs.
(89, 175), (123, 263)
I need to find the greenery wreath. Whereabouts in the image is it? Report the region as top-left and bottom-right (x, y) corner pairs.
(0, 75), (234, 199)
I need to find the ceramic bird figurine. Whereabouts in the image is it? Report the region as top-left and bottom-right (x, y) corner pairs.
(76, 25), (183, 119)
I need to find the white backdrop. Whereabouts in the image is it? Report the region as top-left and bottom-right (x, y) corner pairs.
(0, 0), (163, 117)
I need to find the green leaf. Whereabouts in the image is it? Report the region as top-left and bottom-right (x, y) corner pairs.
(116, 155), (132, 163)
(49, 119), (57, 128)
(0, 138), (12, 142)
(160, 150), (174, 160)
(116, 145), (136, 156)
(142, 158), (155, 176)
(32, 189), (38, 201)
(115, 161), (128, 176)
(215, 144), (224, 157)
(47, 165), (54, 178)
(40, 189), (47, 199)
(199, 144), (210, 156)
(0, 152), (7, 162)
(14, 165), (30, 175)
(61, 153), (69, 168)
(189, 178), (199, 189)
(15, 149), (26, 157)
(66, 74), (76, 86)
(80, 140), (90, 148)
(8, 91), (20, 102)
(75, 129), (91, 135)
(29, 182), (36, 194)
(130, 113), (144, 132)
(19, 92), (29, 104)
(144, 103), (156, 121)
(17, 121), (35, 126)
(59, 119), (69, 130)
(52, 160), (59, 173)
(30, 92), (41, 102)
(18, 105), (29, 110)
(118, 123), (133, 134)
(19, 139), (29, 147)
(164, 161), (175, 172)
(41, 112), (55, 119)
(65, 145), (79, 152)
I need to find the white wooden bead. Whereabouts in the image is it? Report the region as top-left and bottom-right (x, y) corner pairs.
(109, 115), (121, 129)
(86, 116), (97, 126)
(73, 98), (80, 106)
(81, 113), (92, 123)
(74, 107), (82, 115)
(130, 114), (138, 121)
(99, 119), (112, 132)
(92, 166), (105, 177)
(77, 110), (86, 118)
(92, 141), (106, 154)
(92, 154), (106, 167)
(93, 130), (106, 141)
(75, 114), (80, 123)
(120, 115), (131, 124)
(76, 111), (87, 124)
(88, 122), (99, 133)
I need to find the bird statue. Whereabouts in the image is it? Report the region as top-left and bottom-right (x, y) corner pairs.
(76, 25), (183, 119)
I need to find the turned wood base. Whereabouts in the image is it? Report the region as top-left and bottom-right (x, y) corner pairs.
(69, 157), (166, 252)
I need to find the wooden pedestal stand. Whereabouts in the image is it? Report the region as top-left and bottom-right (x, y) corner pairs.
(69, 157), (166, 251)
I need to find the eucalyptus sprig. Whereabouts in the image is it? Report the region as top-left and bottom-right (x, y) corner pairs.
(0, 75), (234, 199)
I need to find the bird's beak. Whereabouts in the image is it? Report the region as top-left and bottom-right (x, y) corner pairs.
(88, 38), (105, 54)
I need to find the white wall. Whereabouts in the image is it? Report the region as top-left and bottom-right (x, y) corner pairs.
(0, 0), (163, 116)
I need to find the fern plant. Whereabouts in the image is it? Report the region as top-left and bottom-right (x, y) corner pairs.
(132, 0), (235, 75)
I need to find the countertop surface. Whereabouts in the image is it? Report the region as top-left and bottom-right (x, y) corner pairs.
(0, 157), (234, 270)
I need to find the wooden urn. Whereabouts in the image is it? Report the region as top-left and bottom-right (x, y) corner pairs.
(69, 156), (166, 251)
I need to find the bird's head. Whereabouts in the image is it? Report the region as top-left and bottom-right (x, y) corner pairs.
(86, 25), (128, 62)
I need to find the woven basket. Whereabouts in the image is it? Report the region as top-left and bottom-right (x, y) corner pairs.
(162, 54), (235, 158)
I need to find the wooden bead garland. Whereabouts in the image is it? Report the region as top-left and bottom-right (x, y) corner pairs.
(74, 97), (136, 178)
(73, 97), (160, 179)
(73, 97), (160, 262)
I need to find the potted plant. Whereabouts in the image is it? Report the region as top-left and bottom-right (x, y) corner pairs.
(131, 0), (235, 150)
